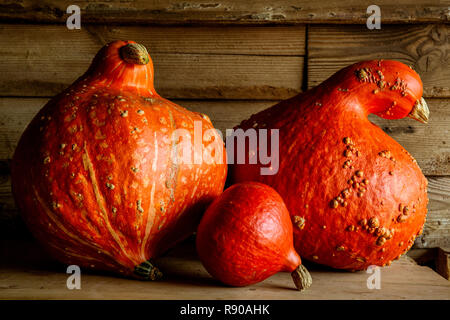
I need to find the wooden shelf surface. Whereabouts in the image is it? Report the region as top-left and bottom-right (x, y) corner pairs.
(0, 239), (448, 300)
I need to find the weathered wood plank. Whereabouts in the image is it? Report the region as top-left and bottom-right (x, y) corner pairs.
(414, 177), (450, 249)
(0, 24), (306, 56)
(407, 248), (437, 265)
(0, 239), (449, 300)
(0, 173), (22, 239)
(0, 98), (40, 165)
(308, 24), (450, 98)
(367, 100), (450, 176)
(84, 25), (306, 56)
(436, 247), (450, 280)
(0, 24), (304, 99)
(1, 98), (448, 175)
(153, 54), (303, 99)
(0, 0), (447, 24)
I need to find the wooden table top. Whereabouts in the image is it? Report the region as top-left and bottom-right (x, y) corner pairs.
(0, 239), (448, 300)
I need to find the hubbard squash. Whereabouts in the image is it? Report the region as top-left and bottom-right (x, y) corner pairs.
(231, 60), (429, 270)
(11, 41), (227, 279)
(196, 182), (312, 290)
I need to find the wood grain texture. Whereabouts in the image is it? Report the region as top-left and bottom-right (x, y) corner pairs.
(308, 24), (450, 97)
(0, 0), (447, 24)
(0, 24), (306, 56)
(0, 24), (304, 99)
(406, 248), (437, 265)
(1, 98), (448, 175)
(0, 173), (21, 239)
(414, 177), (450, 249)
(0, 239), (449, 300)
(83, 24), (306, 55)
(367, 99), (450, 176)
(436, 247), (450, 280)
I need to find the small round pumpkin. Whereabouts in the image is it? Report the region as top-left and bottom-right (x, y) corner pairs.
(196, 182), (312, 290)
(11, 41), (227, 279)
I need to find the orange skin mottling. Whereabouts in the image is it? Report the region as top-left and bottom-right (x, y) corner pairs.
(196, 182), (302, 287)
(11, 41), (227, 278)
(231, 60), (428, 270)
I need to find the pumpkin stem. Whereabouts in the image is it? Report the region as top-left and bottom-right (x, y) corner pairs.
(291, 264), (312, 291)
(134, 259), (163, 280)
(408, 97), (429, 124)
(120, 43), (150, 65)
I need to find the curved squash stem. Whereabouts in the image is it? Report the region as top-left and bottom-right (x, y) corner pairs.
(408, 97), (429, 123)
(291, 264), (312, 291)
(134, 260), (163, 280)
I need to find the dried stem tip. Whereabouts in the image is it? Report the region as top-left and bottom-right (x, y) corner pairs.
(120, 43), (150, 65)
(291, 264), (312, 291)
(408, 97), (429, 123)
(134, 259), (163, 280)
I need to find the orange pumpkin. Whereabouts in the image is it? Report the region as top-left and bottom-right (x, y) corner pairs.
(11, 41), (227, 279)
(196, 182), (312, 290)
(231, 60), (429, 270)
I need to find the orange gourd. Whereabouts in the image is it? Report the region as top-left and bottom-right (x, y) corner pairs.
(11, 41), (227, 279)
(196, 182), (312, 290)
(231, 60), (429, 270)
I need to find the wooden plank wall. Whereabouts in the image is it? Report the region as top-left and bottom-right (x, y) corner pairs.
(0, 1), (448, 249)
(0, 0), (448, 24)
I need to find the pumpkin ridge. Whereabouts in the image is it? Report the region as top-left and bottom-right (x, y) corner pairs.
(140, 132), (158, 258)
(103, 60), (125, 87)
(166, 107), (179, 204)
(82, 144), (137, 266)
(31, 185), (108, 257)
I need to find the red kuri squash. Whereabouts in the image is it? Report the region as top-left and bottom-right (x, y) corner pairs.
(231, 60), (429, 270)
(11, 41), (227, 279)
(196, 182), (312, 290)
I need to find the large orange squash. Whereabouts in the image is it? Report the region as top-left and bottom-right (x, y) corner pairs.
(12, 41), (227, 279)
(231, 60), (429, 270)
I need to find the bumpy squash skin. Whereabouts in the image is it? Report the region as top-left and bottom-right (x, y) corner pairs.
(231, 61), (428, 271)
(11, 41), (227, 278)
(196, 182), (302, 287)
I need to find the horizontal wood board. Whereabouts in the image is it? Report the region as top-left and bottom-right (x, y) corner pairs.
(436, 247), (450, 279)
(1, 24), (449, 99)
(0, 24), (305, 99)
(0, 0), (448, 24)
(0, 240), (449, 300)
(308, 24), (450, 97)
